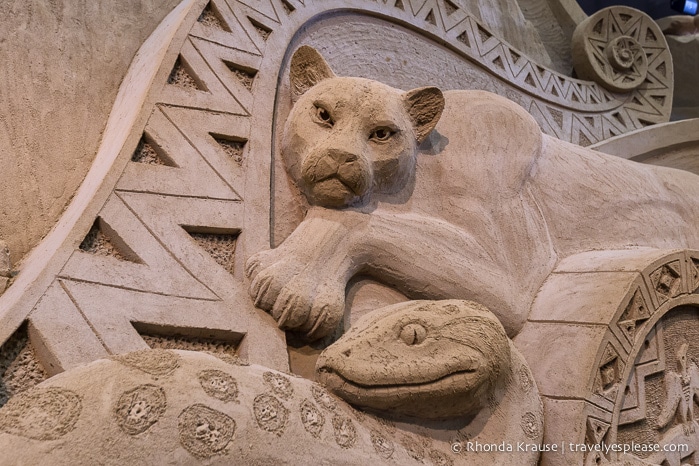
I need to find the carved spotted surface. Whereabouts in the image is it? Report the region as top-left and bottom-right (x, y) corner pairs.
(0, 350), (467, 464)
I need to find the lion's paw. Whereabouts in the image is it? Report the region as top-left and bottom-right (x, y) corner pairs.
(274, 277), (345, 339)
(247, 252), (303, 311)
(246, 250), (346, 340)
(245, 248), (279, 281)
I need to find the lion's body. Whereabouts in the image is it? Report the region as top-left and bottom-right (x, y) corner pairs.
(247, 47), (699, 339)
(413, 90), (699, 255)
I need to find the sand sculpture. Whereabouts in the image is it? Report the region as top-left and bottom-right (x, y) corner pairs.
(1, 1), (699, 465)
(661, 14), (699, 36)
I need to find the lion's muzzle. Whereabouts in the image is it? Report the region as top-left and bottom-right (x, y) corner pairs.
(301, 149), (372, 207)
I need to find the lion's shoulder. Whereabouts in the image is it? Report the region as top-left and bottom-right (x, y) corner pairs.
(414, 90), (544, 199)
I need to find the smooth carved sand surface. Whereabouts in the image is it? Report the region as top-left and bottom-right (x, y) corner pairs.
(0, 0), (181, 267)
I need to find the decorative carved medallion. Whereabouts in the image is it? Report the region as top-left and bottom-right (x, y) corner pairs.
(572, 7), (670, 93)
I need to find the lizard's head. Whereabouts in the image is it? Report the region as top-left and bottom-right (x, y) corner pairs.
(315, 300), (511, 420)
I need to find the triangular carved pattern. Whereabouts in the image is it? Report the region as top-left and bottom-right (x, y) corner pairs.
(79, 218), (142, 263)
(197, 2), (230, 32)
(425, 7), (616, 110)
(650, 261), (683, 304)
(618, 326), (665, 426)
(186, 230), (239, 275)
(131, 135), (173, 166)
(189, 0), (261, 55)
(593, 343), (624, 402)
(205, 0), (672, 143)
(586, 417), (610, 445)
(616, 288), (651, 343)
(0, 323), (48, 407)
(14, 0), (283, 373)
(230, 0), (280, 48)
(405, 0), (670, 134)
(690, 258), (699, 292)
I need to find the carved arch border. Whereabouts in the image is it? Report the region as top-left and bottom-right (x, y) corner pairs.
(516, 248), (699, 465)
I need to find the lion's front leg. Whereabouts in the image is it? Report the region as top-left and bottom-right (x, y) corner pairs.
(246, 208), (368, 339)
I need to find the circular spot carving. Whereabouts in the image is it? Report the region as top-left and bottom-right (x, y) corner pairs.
(198, 370), (238, 402)
(331, 414), (357, 449)
(253, 394), (289, 436)
(521, 411), (541, 439)
(114, 349), (180, 377)
(429, 449), (455, 466)
(262, 371), (293, 400)
(371, 430), (395, 459)
(400, 435), (425, 461)
(178, 404), (235, 458)
(300, 399), (324, 438)
(0, 387), (81, 440)
(114, 384), (166, 435)
(311, 384), (337, 411)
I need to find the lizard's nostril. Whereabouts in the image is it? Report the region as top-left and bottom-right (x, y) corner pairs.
(342, 349), (351, 357)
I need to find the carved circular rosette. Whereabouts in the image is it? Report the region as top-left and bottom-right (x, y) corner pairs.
(572, 7), (666, 93)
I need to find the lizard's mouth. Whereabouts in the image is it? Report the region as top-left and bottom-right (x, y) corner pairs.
(315, 364), (490, 420)
(316, 365), (480, 395)
(316, 363), (485, 407)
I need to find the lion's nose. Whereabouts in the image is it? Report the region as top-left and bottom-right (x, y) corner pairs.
(326, 149), (358, 164)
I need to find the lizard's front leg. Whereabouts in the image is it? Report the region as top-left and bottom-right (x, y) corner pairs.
(246, 207), (368, 339)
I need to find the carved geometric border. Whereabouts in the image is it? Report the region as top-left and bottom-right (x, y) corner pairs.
(518, 249), (699, 465)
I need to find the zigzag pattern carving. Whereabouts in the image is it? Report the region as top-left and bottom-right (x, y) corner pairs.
(3, 0), (288, 375)
(394, 0), (672, 145)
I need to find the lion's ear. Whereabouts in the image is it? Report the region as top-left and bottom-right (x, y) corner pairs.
(403, 87), (444, 144)
(289, 46), (335, 101)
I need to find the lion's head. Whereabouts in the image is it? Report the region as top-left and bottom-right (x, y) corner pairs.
(282, 46), (445, 208)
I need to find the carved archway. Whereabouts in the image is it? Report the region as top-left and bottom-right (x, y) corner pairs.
(516, 248), (699, 465)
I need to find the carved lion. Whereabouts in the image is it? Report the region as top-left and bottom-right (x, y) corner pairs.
(246, 46), (699, 340)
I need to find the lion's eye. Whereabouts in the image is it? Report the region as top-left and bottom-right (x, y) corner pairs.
(314, 105), (334, 127)
(370, 127), (395, 142)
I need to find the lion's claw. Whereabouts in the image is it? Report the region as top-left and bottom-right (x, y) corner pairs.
(246, 248), (348, 340)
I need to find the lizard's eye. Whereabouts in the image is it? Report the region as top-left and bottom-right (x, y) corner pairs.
(370, 127), (395, 142)
(399, 322), (427, 345)
(313, 105), (334, 127)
